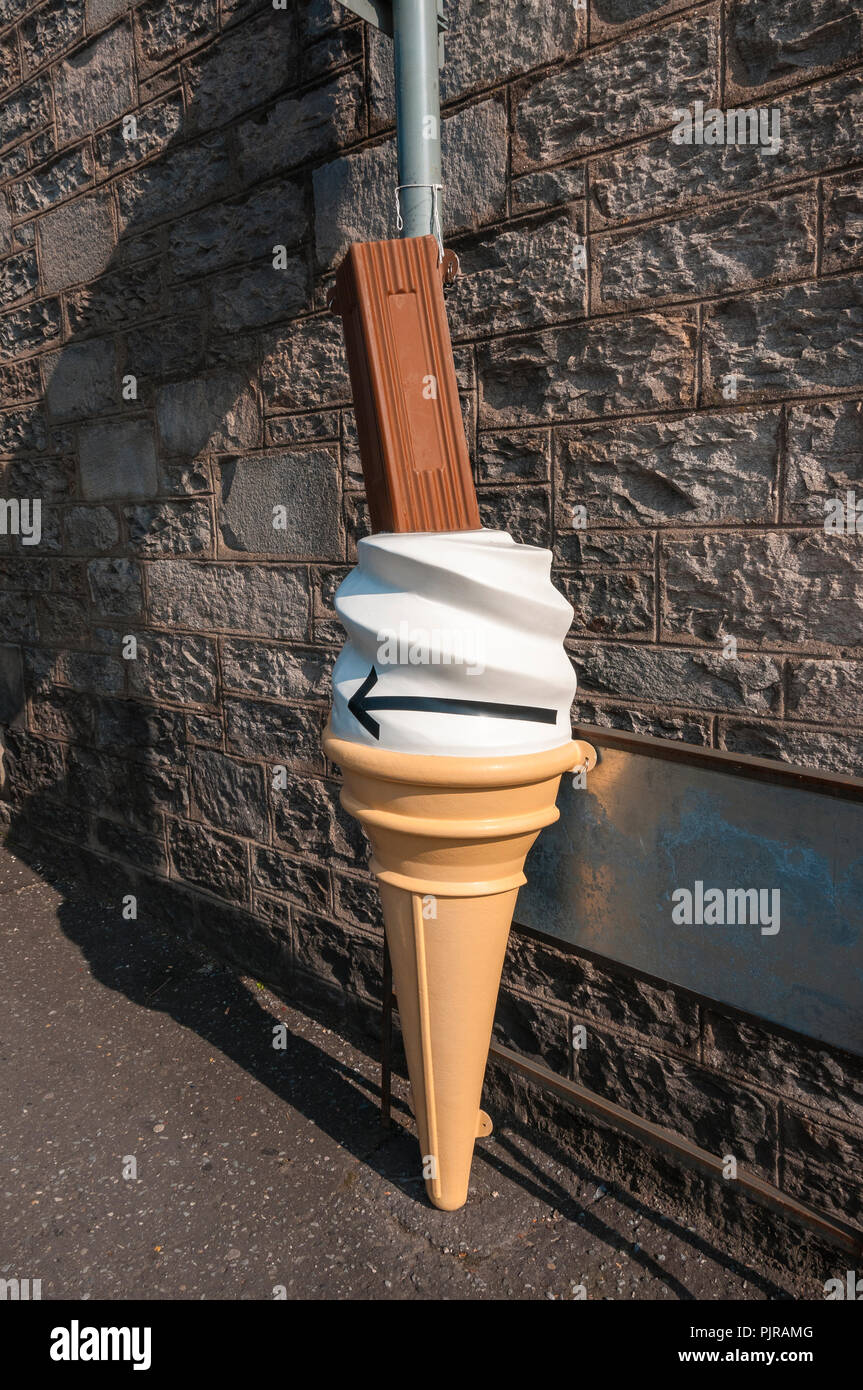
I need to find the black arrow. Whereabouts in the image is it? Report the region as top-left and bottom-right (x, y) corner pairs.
(347, 665), (557, 740)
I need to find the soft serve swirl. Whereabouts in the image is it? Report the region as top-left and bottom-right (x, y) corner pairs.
(330, 529), (577, 756)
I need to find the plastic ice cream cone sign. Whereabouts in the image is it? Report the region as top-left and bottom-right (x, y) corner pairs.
(325, 237), (592, 1210)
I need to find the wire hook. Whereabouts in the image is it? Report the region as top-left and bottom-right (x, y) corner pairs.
(395, 182), (444, 263)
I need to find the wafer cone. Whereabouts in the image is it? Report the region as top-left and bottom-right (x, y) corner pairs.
(323, 726), (592, 1211)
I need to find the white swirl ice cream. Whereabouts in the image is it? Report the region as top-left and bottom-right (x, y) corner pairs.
(330, 529), (577, 757)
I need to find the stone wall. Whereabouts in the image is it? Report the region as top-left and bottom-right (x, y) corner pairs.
(1, 0), (861, 1250)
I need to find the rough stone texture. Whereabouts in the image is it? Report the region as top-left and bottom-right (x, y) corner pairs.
(9, 144), (95, 218)
(0, 0), (860, 1255)
(146, 560), (310, 638)
(52, 24), (136, 146)
(449, 211), (586, 338)
(42, 339), (117, 422)
(662, 532), (863, 648)
(478, 312), (696, 425)
(37, 192), (116, 293)
(555, 413), (779, 526)
(702, 274), (863, 403)
(156, 372), (259, 456)
(591, 68), (863, 227)
(785, 398), (863, 519)
(726, 0), (863, 95)
(593, 193), (816, 309)
(513, 11), (718, 169)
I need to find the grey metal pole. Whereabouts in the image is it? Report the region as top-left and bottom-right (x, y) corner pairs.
(392, 0), (442, 244)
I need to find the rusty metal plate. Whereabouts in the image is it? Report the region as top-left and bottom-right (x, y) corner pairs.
(332, 235), (480, 534)
(518, 732), (863, 1056)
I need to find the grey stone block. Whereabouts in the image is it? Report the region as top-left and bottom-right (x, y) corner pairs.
(781, 1107), (863, 1222)
(704, 1006), (863, 1128)
(662, 532), (863, 647)
(477, 486), (550, 547)
(703, 274), (863, 402)
(116, 133), (232, 232)
(514, 11), (717, 169)
(574, 641), (783, 715)
(79, 419), (158, 500)
(271, 771), (365, 864)
(593, 192), (816, 309)
(43, 339), (117, 422)
(0, 192), (11, 256)
(0, 402), (48, 453)
(95, 92), (184, 177)
(557, 570), (655, 638)
(293, 906), (382, 1004)
(191, 746), (269, 841)
(555, 412), (779, 526)
(146, 560), (310, 638)
(252, 845), (330, 911)
(86, 0), (132, 28)
(477, 431), (550, 485)
(128, 631), (218, 705)
(234, 68), (364, 185)
(726, 0), (863, 94)
(573, 698), (713, 746)
(0, 250), (37, 307)
(0, 298), (62, 361)
(0, 593), (35, 641)
(261, 316), (350, 412)
(30, 688), (94, 743)
(94, 697), (187, 760)
(591, 68), (863, 227)
(718, 718), (863, 776)
(786, 659), (863, 726)
(185, 8), (297, 132)
(135, 0), (218, 70)
(785, 399), (863, 521)
(823, 169), (863, 271)
(167, 179), (307, 280)
(168, 817), (249, 903)
(218, 449), (341, 559)
(209, 258), (310, 333)
(87, 557), (143, 616)
(573, 1027), (778, 1174)
(126, 500), (214, 555)
(477, 311), (696, 426)
(9, 144), (95, 218)
(56, 649), (123, 695)
(221, 638), (333, 702)
(66, 261), (162, 336)
(156, 373), (260, 457)
(53, 24), (136, 145)
(63, 505), (120, 552)
(0, 79), (52, 152)
(225, 695), (323, 772)
(448, 211), (586, 338)
(512, 164), (587, 214)
(21, 0), (85, 75)
(38, 193), (116, 293)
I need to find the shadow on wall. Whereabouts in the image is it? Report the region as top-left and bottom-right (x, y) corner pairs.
(0, 5), (376, 1026)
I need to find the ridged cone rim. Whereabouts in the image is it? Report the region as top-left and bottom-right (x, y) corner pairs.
(323, 722), (581, 788)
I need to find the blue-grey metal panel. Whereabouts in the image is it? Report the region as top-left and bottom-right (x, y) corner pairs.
(518, 741), (863, 1056)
